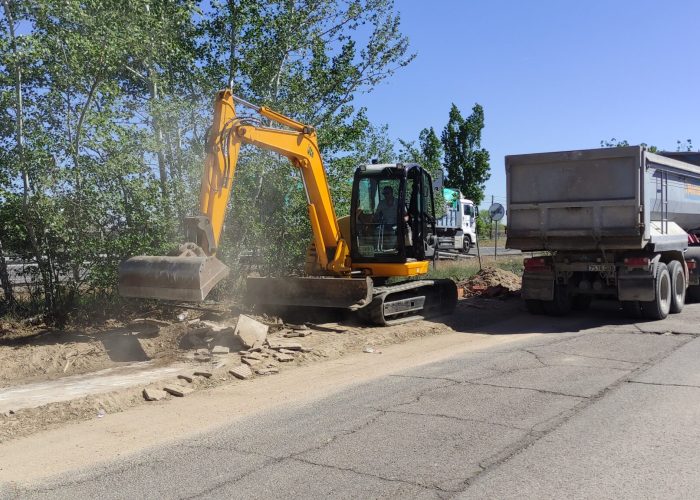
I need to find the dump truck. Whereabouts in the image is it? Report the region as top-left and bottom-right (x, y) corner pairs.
(506, 146), (700, 319)
(435, 188), (477, 253)
(119, 89), (457, 325)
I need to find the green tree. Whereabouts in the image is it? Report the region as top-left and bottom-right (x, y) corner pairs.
(399, 127), (442, 174)
(399, 127), (445, 216)
(0, 0), (198, 322)
(600, 138), (660, 153)
(441, 103), (490, 206)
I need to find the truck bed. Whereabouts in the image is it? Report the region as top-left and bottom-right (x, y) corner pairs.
(506, 146), (700, 251)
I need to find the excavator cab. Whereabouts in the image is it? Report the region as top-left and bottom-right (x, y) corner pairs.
(350, 163), (437, 270)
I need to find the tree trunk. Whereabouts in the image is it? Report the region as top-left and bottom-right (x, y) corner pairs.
(228, 0), (238, 88)
(148, 72), (172, 224)
(70, 76), (101, 284)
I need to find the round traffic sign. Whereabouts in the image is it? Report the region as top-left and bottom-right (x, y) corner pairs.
(488, 202), (505, 221)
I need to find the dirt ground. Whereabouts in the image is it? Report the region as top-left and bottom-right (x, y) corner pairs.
(456, 266), (522, 298)
(0, 277), (522, 443)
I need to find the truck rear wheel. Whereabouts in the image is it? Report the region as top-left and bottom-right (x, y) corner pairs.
(542, 285), (572, 316)
(667, 260), (686, 314)
(462, 236), (472, 254)
(641, 262), (671, 320)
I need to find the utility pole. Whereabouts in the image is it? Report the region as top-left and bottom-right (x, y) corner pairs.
(490, 195), (494, 239)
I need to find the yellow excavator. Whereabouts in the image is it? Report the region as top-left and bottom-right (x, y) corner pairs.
(119, 89), (457, 325)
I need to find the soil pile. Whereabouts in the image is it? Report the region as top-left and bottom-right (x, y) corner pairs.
(458, 266), (521, 298)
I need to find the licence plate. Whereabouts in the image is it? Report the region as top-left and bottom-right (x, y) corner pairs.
(588, 264), (614, 272)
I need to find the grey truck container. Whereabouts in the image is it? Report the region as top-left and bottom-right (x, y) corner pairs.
(506, 146), (700, 252)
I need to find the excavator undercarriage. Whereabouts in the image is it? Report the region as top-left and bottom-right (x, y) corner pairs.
(245, 276), (457, 326)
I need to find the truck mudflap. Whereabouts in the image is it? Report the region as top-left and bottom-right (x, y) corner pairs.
(521, 271), (555, 301)
(617, 269), (655, 302)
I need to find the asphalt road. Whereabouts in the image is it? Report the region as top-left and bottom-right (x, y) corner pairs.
(5, 301), (700, 499)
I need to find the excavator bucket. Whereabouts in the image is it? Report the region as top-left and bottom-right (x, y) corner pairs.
(119, 255), (230, 302)
(246, 276), (373, 310)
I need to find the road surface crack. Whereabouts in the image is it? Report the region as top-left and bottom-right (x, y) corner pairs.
(460, 379), (587, 399)
(540, 349), (641, 365)
(289, 455), (454, 493)
(628, 380), (700, 389)
(377, 408), (531, 432)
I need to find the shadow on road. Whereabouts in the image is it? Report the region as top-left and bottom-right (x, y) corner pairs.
(441, 297), (669, 336)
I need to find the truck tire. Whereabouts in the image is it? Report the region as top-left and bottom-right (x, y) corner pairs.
(621, 300), (642, 319)
(641, 262), (671, 320)
(462, 236), (472, 254)
(667, 260), (686, 314)
(525, 299), (545, 315)
(542, 285), (572, 316)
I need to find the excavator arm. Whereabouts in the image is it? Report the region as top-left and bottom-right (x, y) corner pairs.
(198, 90), (350, 274)
(119, 89), (352, 302)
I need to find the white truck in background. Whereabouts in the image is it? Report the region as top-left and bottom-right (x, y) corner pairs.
(435, 187), (477, 253)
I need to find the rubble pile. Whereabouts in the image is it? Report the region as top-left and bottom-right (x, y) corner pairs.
(457, 266), (521, 298)
(141, 314), (316, 400)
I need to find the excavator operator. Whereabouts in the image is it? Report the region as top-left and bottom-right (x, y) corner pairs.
(375, 186), (398, 225)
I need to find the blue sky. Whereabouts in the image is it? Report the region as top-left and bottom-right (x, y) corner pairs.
(355, 0), (700, 206)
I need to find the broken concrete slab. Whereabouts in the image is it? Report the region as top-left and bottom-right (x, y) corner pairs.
(229, 365), (253, 380)
(278, 348), (298, 355)
(242, 352), (264, 361)
(255, 366), (280, 375)
(241, 357), (262, 367)
(284, 330), (312, 338)
(305, 322), (348, 333)
(286, 323), (309, 331)
(234, 315), (269, 349)
(211, 345), (230, 355)
(177, 374), (193, 383)
(267, 340), (303, 351)
(273, 352), (294, 362)
(163, 385), (194, 397)
(143, 388), (168, 401)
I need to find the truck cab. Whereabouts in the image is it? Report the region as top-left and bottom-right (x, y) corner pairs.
(435, 188), (477, 253)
